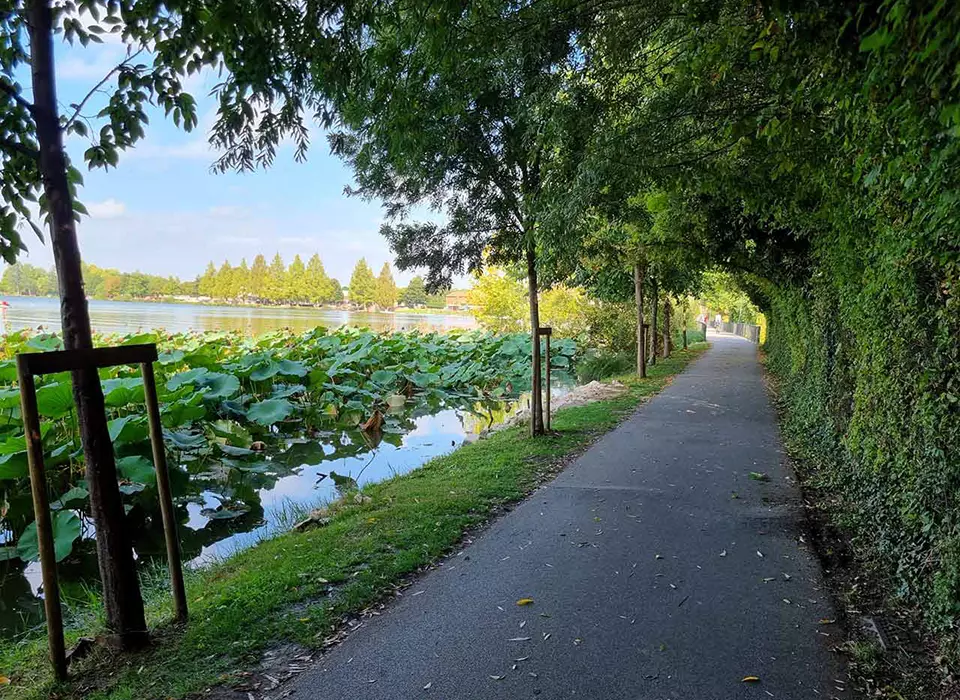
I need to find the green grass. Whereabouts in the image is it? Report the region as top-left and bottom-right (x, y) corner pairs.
(0, 343), (707, 700)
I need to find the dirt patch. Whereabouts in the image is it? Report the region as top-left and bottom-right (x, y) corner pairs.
(491, 380), (628, 432)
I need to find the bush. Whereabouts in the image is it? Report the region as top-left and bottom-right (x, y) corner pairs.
(576, 351), (634, 382)
(583, 301), (636, 354)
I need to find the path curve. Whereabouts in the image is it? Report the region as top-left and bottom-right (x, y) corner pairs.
(285, 334), (851, 700)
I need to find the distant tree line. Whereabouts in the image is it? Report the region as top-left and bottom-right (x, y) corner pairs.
(0, 257), (447, 309)
(0, 262), (194, 299)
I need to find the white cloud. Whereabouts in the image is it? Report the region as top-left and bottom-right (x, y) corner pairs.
(86, 198), (126, 219)
(208, 205), (247, 217)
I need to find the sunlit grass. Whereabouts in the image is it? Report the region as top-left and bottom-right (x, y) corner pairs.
(0, 344), (706, 700)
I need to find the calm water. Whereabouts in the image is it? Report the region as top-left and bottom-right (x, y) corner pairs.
(2, 397), (530, 638)
(0, 296), (476, 336)
(0, 296), (553, 639)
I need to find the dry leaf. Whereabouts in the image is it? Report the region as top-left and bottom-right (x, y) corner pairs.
(423, 682), (432, 690)
(489, 675), (504, 681)
(720, 550), (727, 557)
(0, 676), (9, 685)
(516, 598), (534, 606)
(742, 676), (760, 682)
(508, 637), (531, 642)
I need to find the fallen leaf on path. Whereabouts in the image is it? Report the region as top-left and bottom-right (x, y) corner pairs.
(655, 554), (664, 560)
(508, 637), (531, 642)
(756, 550), (764, 558)
(819, 618), (836, 625)
(519, 621), (526, 628)
(748, 472), (770, 481)
(423, 682), (432, 690)
(742, 676), (760, 682)
(720, 550), (727, 557)
(514, 657), (529, 662)
(489, 675), (504, 681)
(516, 598), (534, 606)
(0, 677), (9, 685)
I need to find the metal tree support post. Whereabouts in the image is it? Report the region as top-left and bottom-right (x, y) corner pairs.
(16, 343), (188, 678)
(16, 357), (67, 681)
(539, 327), (552, 431)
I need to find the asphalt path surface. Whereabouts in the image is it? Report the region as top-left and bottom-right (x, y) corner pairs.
(285, 333), (851, 699)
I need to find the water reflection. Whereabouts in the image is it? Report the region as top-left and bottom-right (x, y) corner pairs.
(0, 296), (476, 336)
(0, 394), (531, 637)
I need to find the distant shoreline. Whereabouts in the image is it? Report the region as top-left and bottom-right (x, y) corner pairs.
(0, 294), (474, 317)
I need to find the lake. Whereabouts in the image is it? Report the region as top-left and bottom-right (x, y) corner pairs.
(0, 296), (476, 336)
(0, 295), (560, 639)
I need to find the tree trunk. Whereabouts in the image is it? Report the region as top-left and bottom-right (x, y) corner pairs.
(633, 262), (646, 378)
(682, 329), (688, 350)
(27, 0), (147, 646)
(526, 244), (544, 436)
(662, 297), (672, 358)
(649, 277), (658, 366)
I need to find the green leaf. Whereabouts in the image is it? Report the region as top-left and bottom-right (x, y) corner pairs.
(117, 455), (156, 485)
(17, 510), (82, 563)
(164, 429), (207, 450)
(50, 486), (89, 510)
(36, 382), (74, 419)
(108, 415), (148, 443)
(102, 377), (144, 407)
(200, 372), (240, 400)
(370, 369), (397, 386)
(0, 452), (28, 480)
(245, 398), (294, 426)
(166, 367), (210, 391)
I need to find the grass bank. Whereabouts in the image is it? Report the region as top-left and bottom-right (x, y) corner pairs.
(1, 343), (707, 700)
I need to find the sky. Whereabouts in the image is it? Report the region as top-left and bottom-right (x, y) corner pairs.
(13, 31), (445, 287)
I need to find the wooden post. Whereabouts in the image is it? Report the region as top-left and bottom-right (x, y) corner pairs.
(633, 262), (646, 379)
(16, 357), (67, 681)
(641, 323), (650, 375)
(539, 327), (552, 432)
(141, 362), (188, 622)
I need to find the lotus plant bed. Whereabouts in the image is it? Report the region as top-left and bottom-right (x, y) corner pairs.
(0, 326), (577, 639)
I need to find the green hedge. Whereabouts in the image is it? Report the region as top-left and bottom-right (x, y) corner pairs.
(765, 261), (960, 647)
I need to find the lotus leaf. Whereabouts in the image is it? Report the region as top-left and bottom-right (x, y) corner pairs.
(246, 398), (294, 426)
(17, 510), (81, 563)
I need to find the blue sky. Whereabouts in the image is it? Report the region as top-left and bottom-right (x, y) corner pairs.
(16, 34), (437, 287)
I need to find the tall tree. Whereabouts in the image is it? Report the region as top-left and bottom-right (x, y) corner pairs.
(374, 262), (396, 309)
(249, 254), (268, 300)
(286, 254), (307, 303)
(1, 0), (324, 646)
(349, 258), (376, 306)
(304, 253), (329, 304)
(264, 253), (286, 302)
(326, 3), (590, 433)
(400, 275), (428, 307)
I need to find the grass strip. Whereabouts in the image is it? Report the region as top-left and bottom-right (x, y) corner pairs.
(1, 343), (707, 700)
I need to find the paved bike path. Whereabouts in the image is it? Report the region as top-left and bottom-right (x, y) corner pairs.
(286, 334), (850, 699)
